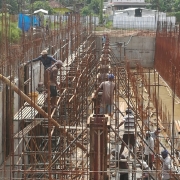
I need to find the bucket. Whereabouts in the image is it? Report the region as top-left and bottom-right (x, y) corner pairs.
(28, 92), (39, 103)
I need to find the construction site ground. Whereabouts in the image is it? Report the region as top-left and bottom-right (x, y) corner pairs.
(105, 69), (180, 179)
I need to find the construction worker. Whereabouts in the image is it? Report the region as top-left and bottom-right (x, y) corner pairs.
(137, 161), (151, 180)
(144, 131), (154, 169)
(150, 128), (161, 159)
(111, 149), (119, 177)
(46, 60), (62, 108)
(97, 65), (109, 84)
(160, 149), (172, 180)
(118, 154), (129, 180)
(27, 50), (57, 70)
(111, 150), (129, 180)
(117, 109), (135, 157)
(93, 74), (116, 116)
(102, 34), (106, 47)
(25, 50), (57, 89)
(45, 21), (49, 35)
(111, 149), (119, 162)
(150, 128), (161, 140)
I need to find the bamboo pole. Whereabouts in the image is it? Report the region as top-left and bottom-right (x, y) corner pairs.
(0, 74), (87, 151)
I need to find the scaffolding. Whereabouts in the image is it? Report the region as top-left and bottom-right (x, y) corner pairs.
(0, 9), (180, 180)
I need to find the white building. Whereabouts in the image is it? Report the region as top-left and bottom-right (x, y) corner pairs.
(110, 0), (149, 10)
(104, 0), (150, 16)
(113, 8), (176, 30)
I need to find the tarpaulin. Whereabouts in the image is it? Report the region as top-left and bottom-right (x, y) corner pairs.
(18, 14), (39, 31)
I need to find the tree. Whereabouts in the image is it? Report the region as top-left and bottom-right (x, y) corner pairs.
(160, 0), (174, 12)
(147, 0), (175, 12)
(173, 0), (180, 12)
(86, 0), (91, 5)
(81, 6), (92, 16)
(147, 0), (158, 10)
(0, 0), (18, 14)
(89, 0), (100, 14)
(28, 1), (55, 14)
(81, 0), (100, 15)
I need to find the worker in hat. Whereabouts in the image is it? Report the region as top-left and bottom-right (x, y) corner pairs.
(125, 109), (133, 115)
(93, 73), (116, 116)
(25, 49), (57, 89)
(46, 60), (63, 108)
(144, 131), (154, 169)
(27, 50), (57, 70)
(160, 149), (172, 180)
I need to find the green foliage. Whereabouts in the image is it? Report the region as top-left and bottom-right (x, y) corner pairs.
(147, 0), (175, 12)
(168, 11), (180, 22)
(29, 1), (55, 14)
(105, 20), (112, 29)
(160, 0), (174, 12)
(0, 17), (21, 43)
(56, 0), (74, 7)
(0, 0), (18, 14)
(173, 0), (180, 12)
(146, 0), (158, 10)
(95, 26), (105, 31)
(81, 6), (92, 16)
(54, 8), (71, 15)
(9, 22), (21, 43)
(86, 0), (91, 5)
(89, 0), (100, 14)
(81, 0), (100, 15)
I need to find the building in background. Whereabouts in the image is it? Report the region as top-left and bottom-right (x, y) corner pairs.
(113, 8), (176, 30)
(111, 0), (149, 10)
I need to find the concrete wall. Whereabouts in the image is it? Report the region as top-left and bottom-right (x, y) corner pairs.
(97, 35), (155, 68)
(0, 92), (2, 164)
(116, 36), (155, 67)
(0, 61), (44, 167)
(29, 61), (44, 93)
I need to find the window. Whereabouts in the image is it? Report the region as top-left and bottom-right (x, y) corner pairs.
(135, 8), (142, 17)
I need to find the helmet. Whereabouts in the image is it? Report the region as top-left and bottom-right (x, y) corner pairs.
(108, 74), (114, 79)
(40, 50), (48, 55)
(161, 149), (168, 156)
(125, 109), (133, 115)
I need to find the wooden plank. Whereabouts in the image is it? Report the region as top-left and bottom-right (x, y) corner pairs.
(14, 94), (46, 120)
(14, 120), (42, 138)
(175, 120), (180, 134)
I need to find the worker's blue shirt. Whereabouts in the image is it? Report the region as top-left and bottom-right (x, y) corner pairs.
(32, 55), (57, 69)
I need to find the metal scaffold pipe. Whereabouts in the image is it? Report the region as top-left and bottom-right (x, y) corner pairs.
(0, 74), (87, 151)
